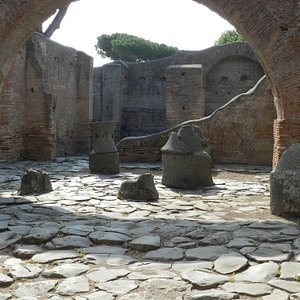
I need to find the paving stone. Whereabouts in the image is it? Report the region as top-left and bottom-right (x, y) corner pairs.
(214, 253), (248, 274)
(83, 291), (114, 300)
(295, 251), (300, 262)
(4, 258), (41, 279)
(172, 261), (213, 273)
(181, 270), (228, 289)
(31, 250), (80, 263)
(82, 253), (109, 265)
(226, 238), (256, 249)
(0, 231), (22, 250)
(223, 282), (272, 296)
(200, 231), (232, 245)
(262, 289), (289, 300)
(185, 290), (239, 300)
(0, 198), (15, 205)
(95, 279), (138, 295)
(246, 247), (291, 262)
(1, 160), (300, 299)
(57, 276), (89, 296)
(129, 235), (160, 251)
(204, 223), (240, 232)
(14, 280), (58, 298)
(42, 263), (90, 278)
(46, 235), (93, 249)
(106, 254), (137, 266)
(186, 246), (230, 260)
(186, 228), (208, 239)
(23, 224), (60, 243)
(128, 270), (176, 280)
(87, 267), (129, 282)
(13, 244), (42, 259)
(294, 238), (300, 249)
(144, 247), (184, 261)
(280, 262), (300, 280)
(0, 221), (9, 232)
(60, 225), (95, 237)
(280, 226), (300, 236)
(89, 231), (130, 245)
(235, 261), (278, 282)
(139, 278), (190, 293)
(239, 246), (257, 255)
(129, 262), (171, 271)
(0, 273), (13, 286)
(80, 245), (126, 255)
(0, 293), (12, 300)
(268, 279), (300, 293)
(249, 221), (286, 230)
(8, 225), (32, 235)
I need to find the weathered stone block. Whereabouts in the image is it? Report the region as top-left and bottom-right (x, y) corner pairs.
(19, 169), (52, 195)
(270, 144), (300, 216)
(89, 122), (120, 174)
(118, 173), (159, 201)
(161, 125), (214, 189)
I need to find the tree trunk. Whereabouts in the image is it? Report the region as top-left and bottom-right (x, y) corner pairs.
(43, 4), (70, 38)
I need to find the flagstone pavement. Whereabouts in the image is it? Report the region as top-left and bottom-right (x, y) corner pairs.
(0, 157), (299, 300)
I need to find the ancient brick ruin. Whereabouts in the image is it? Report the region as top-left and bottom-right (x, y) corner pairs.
(93, 42), (264, 140)
(0, 32), (92, 161)
(1, 0), (299, 166)
(2, 2), (300, 298)
(118, 76), (276, 166)
(1, 31), (268, 163)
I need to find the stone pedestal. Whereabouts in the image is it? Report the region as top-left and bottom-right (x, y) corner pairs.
(161, 125), (213, 189)
(89, 122), (119, 174)
(270, 143), (300, 216)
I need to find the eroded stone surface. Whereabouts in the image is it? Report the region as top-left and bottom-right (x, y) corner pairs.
(223, 282), (272, 296)
(0, 158), (298, 299)
(181, 270), (228, 288)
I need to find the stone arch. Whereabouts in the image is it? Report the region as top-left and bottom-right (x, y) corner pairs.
(1, 0), (300, 164)
(205, 55), (264, 115)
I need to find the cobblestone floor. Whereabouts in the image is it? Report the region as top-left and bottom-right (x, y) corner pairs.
(0, 157), (299, 300)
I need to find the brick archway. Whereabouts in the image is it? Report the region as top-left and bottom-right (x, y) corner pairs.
(1, 0), (300, 164)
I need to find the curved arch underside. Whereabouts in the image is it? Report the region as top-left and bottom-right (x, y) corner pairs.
(1, 0), (300, 163)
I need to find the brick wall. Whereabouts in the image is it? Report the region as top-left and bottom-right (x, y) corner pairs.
(205, 55), (264, 116)
(117, 76), (275, 166)
(0, 32), (92, 161)
(0, 49), (26, 160)
(2, 1), (300, 165)
(165, 64), (204, 128)
(93, 43), (262, 140)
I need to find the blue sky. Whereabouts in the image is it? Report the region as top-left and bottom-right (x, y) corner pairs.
(44, 0), (234, 66)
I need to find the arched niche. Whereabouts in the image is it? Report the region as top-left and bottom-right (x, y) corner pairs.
(205, 55), (264, 115)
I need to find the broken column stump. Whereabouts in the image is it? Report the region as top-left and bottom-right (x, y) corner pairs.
(270, 143), (300, 216)
(19, 169), (52, 195)
(89, 122), (120, 174)
(161, 125), (214, 189)
(118, 173), (159, 201)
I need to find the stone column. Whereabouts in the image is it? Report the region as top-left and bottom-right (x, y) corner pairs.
(89, 122), (119, 174)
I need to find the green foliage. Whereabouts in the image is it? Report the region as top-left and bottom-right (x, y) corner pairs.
(95, 33), (178, 62)
(214, 30), (246, 46)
